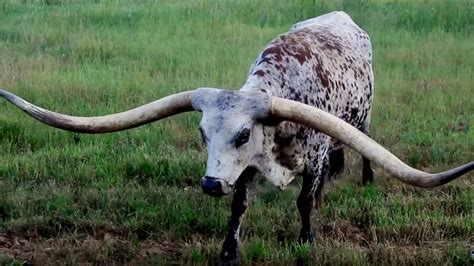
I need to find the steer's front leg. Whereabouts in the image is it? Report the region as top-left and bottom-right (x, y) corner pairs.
(219, 167), (256, 265)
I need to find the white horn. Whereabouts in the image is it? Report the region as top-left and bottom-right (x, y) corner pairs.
(0, 89), (195, 133)
(270, 97), (473, 188)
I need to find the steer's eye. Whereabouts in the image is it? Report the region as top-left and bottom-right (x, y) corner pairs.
(235, 128), (250, 148)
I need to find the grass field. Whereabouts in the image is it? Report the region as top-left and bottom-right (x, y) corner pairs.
(0, 0), (473, 264)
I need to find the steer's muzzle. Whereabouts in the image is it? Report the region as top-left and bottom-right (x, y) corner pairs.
(201, 176), (232, 197)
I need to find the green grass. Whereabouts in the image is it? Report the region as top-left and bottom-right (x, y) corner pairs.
(1, 0), (473, 264)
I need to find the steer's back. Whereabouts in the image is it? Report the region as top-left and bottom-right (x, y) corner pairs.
(242, 11), (373, 128)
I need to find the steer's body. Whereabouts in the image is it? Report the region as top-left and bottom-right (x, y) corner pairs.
(240, 11), (374, 189)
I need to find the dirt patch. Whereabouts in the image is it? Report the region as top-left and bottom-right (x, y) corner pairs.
(322, 220), (369, 246)
(0, 231), (34, 263)
(0, 229), (189, 264)
(139, 239), (184, 260)
(447, 120), (469, 133)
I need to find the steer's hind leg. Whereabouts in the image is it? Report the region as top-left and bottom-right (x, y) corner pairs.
(362, 156), (374, 185)
(328, 147), (344, 180)
(360, 117), (374, 185)
(219, 167), (257, 265)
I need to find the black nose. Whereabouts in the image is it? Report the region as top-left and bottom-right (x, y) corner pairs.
(201, 176), (230, 197)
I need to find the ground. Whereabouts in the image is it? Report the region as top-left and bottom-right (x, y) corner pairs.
(0, 0), (473, 264)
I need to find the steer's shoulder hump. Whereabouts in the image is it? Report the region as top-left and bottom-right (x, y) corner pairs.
(290, 11), (358, 31)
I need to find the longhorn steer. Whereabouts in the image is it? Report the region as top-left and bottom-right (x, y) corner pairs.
(1, 11), (472, 265)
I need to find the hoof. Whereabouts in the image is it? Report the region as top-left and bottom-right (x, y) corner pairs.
(218, 258), (240, 266)
(219, 250), (239, 266)
(298, 230), (315, 244)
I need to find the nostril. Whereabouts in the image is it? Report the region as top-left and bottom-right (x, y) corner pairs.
(201, 176), (218, 189)
(201, 176), (227, 197)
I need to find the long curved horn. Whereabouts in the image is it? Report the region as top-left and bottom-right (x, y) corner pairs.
(270, 97), (473, 188)
(0, 89), (195, 133)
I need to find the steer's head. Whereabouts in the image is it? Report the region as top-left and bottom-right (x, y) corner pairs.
(191, 88), (271, 197)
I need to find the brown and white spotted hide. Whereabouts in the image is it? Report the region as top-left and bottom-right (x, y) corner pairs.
(241, 11), (374, 189)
